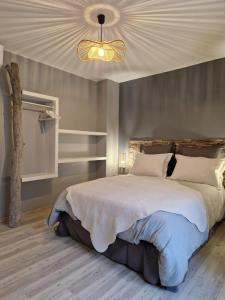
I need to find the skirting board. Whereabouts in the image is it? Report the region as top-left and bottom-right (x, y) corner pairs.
(0, 216), (7, 224)
(0, 201), (53, 224)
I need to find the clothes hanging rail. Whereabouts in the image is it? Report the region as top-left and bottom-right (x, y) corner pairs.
(23, 107), (49, 113)
(22, 101), (53, 109)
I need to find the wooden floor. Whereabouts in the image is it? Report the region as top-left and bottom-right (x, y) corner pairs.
(0, 207), (225, 300)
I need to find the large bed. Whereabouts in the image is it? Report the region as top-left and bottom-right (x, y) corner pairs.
(48, 139), (225, 291)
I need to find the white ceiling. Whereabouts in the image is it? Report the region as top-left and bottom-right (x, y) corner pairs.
(0, 0), (225, 82)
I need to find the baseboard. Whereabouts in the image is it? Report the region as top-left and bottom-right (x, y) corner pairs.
(0, 204), (52, 224)
(0, 216), (8, 224)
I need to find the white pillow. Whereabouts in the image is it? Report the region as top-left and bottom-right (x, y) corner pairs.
(130, 153), (172, 178)
(171, 154), (225, 187)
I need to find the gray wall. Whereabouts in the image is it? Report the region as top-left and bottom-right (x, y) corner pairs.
(119, 57), (225, 153)
(0, 51), (118, 218)
(97, 80), (119, 177)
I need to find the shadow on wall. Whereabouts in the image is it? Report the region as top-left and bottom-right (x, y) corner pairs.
(21, 162), (98, 211)
(22, 180), (53, 201)
(21, 180), (54, 212)
(119, 121), (209, 154)
(152, 123), (208, 139)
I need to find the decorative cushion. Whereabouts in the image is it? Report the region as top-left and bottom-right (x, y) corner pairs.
(171, 154), (225, 187)
(167, 153), (177, 177)
(178, 145), (225, 159)
(131, 153), (172, 178)
(141, 144), (173, 154)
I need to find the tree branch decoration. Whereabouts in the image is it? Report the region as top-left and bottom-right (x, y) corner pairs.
(5, 63), (23, 227)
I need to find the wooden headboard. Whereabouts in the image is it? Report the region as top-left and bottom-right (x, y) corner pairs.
(128, 138), (225, 186)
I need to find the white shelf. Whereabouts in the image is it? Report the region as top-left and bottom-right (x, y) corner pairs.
(59, 129), (107, 136)
(22, 100), (53, 109)
(58, 157), (107, 164)
(21, 172), (57, 182)
(22, 90), (58, 103)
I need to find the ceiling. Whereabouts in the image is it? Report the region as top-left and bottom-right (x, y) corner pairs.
(0, 0), (225, 83)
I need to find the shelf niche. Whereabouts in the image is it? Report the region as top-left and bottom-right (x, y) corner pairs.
(21, 90), (59, 182)
(58, 130), (106, 168)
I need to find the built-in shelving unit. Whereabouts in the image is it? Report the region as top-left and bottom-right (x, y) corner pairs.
(21, 90), (59, 182)
(21, 90), (107, 182)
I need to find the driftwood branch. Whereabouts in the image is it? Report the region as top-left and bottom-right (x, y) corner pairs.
(5, 63), (23, 227)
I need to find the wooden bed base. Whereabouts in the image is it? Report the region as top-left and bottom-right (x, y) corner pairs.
(56, 212), (179, 292)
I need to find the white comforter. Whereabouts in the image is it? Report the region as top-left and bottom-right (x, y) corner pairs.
(63, 175), (212, 252)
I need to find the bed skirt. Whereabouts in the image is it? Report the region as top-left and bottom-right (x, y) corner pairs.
(56, 212), (161, 286)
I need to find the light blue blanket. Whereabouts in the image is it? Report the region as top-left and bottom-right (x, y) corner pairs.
(118, 211), (208, 287)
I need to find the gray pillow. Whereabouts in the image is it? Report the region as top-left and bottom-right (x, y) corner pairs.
(141, 144), (173, 154)
(178, 145), (225, 158)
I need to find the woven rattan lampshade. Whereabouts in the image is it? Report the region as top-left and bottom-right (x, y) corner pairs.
(77, 14), (125, 62)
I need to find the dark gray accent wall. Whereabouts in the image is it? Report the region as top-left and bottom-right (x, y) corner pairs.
(0, 51), (105, 218)
(119, 57), (225, 153)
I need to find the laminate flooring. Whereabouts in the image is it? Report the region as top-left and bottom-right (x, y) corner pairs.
(0, 207), (225, 300)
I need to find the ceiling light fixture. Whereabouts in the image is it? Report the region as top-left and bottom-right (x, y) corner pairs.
(77, 14), (125, 62)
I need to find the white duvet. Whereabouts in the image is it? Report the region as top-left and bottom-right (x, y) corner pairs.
(62, 175), (220, 252)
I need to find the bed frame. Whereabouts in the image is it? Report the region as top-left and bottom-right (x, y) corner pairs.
(56, 138), (225, 292)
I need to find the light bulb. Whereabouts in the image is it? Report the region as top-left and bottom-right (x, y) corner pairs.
(98, 47), (105, 57)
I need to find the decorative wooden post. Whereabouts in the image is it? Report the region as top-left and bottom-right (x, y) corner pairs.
(5, 63), (23, 227)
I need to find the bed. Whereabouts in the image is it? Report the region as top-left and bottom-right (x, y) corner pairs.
(48, 139), (225, 292)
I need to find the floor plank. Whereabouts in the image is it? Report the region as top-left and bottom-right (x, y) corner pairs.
(0, 207), (225, 300)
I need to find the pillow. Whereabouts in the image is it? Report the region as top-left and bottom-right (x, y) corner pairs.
(130, 153), (172, 178)
(141, 144), (173, 154)
(171, 154), (225, 187)
(140, 143), (177, 176)
(178, 145), (225, 158)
